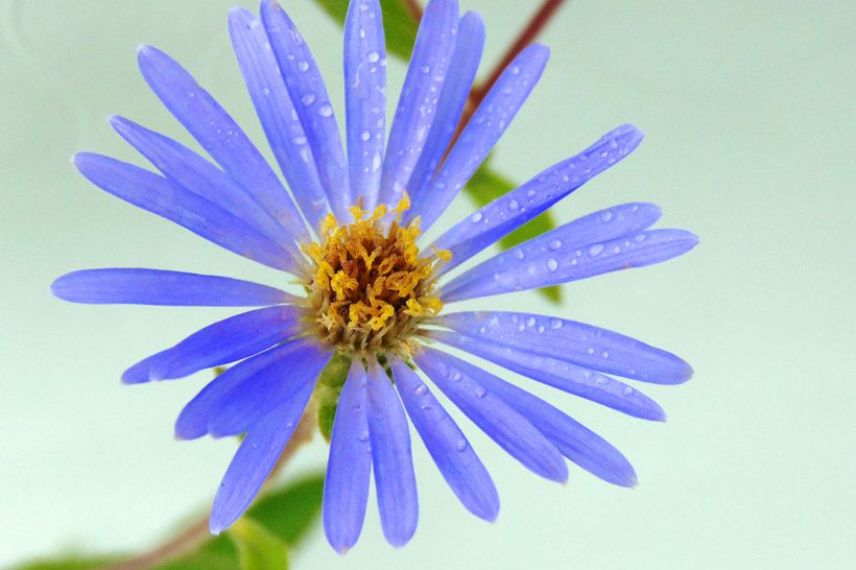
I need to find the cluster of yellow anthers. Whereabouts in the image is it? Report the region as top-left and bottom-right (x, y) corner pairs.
(302, 195), (450, 355)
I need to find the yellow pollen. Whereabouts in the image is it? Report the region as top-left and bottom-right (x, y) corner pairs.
(302, 193), (448, 354)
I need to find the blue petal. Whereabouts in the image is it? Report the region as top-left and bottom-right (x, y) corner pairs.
(52, 268), (292, 307)
(228, 8), (329, 230)
(441, 207), (698, 302)
(174, 339), (330, 440)
(343, 0), (387, 210)
(392, 359), (499, 521)
(415, 348), (568, 482)
(261, 0), (351, 221)
(323, 361), (371, 554)
(207, 340), (330, 438)
(122, 305), (302, 384)
(466, 366), (637, 487)
(431, 125), (645, 274)
(175, 346), (287, 441)
(73, 152), (301, 273)
(136, 45), (309, 242)
(406, 12), (485, 202)
(378, 0), (459, 208)
(436, 311), (692, 384)
(209, 375), (316, 534)
(407, 44), (550, 231)
(430, 331), (665, 421)
(110, 116), (290, 245)
(366, 362), (418, 547)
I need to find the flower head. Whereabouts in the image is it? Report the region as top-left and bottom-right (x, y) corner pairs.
(52, 0), (698, 553)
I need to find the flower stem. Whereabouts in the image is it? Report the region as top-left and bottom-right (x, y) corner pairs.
(104, 412), (317, 570)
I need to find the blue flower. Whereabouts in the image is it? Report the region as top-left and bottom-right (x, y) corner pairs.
(52, 0), (698, 553)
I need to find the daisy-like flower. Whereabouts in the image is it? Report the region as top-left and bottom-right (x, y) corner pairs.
(52, 0), (697, 553)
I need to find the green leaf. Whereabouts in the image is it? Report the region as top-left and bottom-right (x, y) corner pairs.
(156, 536), (240, 570)
(464, 164), (562, 302)
(228, 519), (289, 570)
(246, 472), (326, 547)
(313, 0), (418, 60)
(314, 352), (352, 442)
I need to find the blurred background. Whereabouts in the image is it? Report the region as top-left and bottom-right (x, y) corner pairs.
(1, 0), (854, 568)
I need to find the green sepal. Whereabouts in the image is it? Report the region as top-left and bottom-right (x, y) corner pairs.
(315, 352), (353, 442)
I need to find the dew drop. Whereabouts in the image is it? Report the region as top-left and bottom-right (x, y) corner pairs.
(471, 212), (483, 223)
(549, 239), (562, 251)
(455, 439), (468, 452)
(318, 104), (334, 117)
(360, 130), (371, 142)
(475, 386), (487, 398)
(297, 60), (310, 72)
(452, 372), (462, 382)
(547, 258), (559, 272)
(601, 211), (614, 222)
(415, 384), (428, 396)
(588, 244), (604, 257)
(513, 249), (525, 260)
(301, 93), (316, 106)
(509, 199), (520, 211)
(549, 318), (563, 330)
(635, 234), (647, 242)
(358, 431), (370, 442)
(623, 386), (633, 396)
(525, 317), (536, 327)
(367, 51), (380, 63)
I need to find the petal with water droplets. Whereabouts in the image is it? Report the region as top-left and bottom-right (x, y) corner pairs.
(392, 359), (499, 521)
(416, 348), (568, 482)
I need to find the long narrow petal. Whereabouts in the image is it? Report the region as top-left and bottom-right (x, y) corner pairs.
(468, 367), (637, 487)
(366, 362), (418, 547)
(323, 361), (372, 554)
(430, 331), (665, 421)
(392, 359), (499, 521)
(52, 268), (291, 307)
(174, 345), (290, 440)
(110, 116), (289, 245)
(406, 12), (485, 201)
(261, 0), (351, 221)
(209, 376), (316, 534)
(208, 340), (331, 438)
(378, 0), (459, 207)
(136, 45), (309, 242)
(122, 305), (302, 384)
(73, 153), (299, 272)
(431, 125), (645, 274)
(344, 0), (386, 209)
(408, 45), (550, 231)
(415, 348), (568, 482)
(442, 214), (698, 303)
(229, 8), (329, 229)
(435, 311), (692, 384)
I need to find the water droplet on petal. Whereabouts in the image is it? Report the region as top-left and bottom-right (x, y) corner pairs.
(601, 210), (613, 222)
(455, 439), (468, 452)
(547, 258), (559, 272)
(549, 318), (563, 330)
(297, 60), (310, 72)
(318, 104), (334, 117)
(471, 212), (483, 223)
(588, 244), (604, 256)
(549, 239), (562, 250)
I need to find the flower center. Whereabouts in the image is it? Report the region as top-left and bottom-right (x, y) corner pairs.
(302, 195), (448, 356)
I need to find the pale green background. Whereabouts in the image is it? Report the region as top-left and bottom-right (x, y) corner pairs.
(1, 0), (854, 568)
